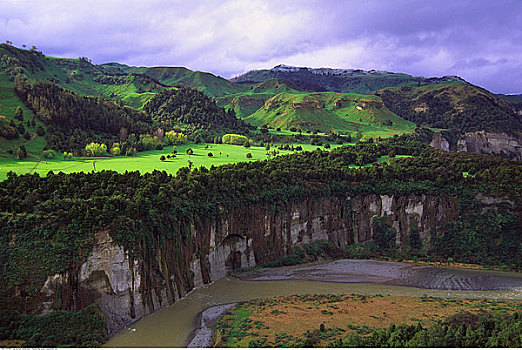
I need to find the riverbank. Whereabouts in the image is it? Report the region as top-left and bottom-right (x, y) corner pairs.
(236, 259), (522, 291)
(104, 259), (522, 347)
(187, 304), (236, 347)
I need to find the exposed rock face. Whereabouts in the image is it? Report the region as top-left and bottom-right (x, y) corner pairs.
(430, 131), (522, 160)
(456, 131), (522, 160)
(430, 132), (450, 152)
(39, 193), (496, 333)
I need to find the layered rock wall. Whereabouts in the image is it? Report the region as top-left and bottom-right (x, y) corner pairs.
(41, 193), (463, 332)
(430, 131), (522, 160)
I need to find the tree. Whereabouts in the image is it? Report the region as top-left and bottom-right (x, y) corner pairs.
(222, 134), (248, 145)
(186, 148), (193, 155)
(16, 145), (27, 159)
(246, 153), (252, 159)
(42, 150), (55, 159)
(23, 131), (30, 140)
(172, 146), (177, 154)
(207, 152), (213, 157)
(14, 107), (24, 122)
(409, 227), (422, 252)
(160, 155), (166, 162)
(164, 131), (188, 145)
(112, 147), (121, 156)
(85, 142), (107, 157)
(17, 123), (25, 135)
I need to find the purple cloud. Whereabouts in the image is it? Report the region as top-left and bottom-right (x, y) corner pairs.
(0, 0), (520, 93)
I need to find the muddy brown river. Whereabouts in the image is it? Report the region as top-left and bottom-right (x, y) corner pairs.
(104, 260), (522, 347)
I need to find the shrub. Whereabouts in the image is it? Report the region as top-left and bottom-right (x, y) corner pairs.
(42, 150), (55, 159)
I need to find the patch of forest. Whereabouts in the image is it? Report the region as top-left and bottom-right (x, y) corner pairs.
(14, 79), (156, 154)
(143, 87), (254, 135)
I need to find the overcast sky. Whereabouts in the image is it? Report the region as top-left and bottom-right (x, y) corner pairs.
(1, 0), (521, 93)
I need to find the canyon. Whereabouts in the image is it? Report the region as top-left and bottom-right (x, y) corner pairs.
(38, 192), (512, 333)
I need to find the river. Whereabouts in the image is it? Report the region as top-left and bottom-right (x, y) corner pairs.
(104, 260), (522, 347)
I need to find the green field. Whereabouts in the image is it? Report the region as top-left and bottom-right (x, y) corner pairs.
(0, 142), (347, 180)
(0, 142), (412, 181)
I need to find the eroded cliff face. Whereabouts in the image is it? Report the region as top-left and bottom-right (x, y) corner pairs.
(430, 131), (522, 160)
(39, 193), (474, 333)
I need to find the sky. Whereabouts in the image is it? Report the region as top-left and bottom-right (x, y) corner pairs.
(1, 0), (521, 94)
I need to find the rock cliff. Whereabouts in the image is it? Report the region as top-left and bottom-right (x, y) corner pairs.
(430, 131), (522, 160)
(39, 193), (498, 333)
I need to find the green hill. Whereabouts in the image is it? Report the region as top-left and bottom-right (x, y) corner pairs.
(2, 43), (520, 160)
(243, 91), (415, 137)
(216, 79), (307, 118)
(100, 63), (248, 98)
(0, 44), (167, 109)
(375, 82), (522, 134)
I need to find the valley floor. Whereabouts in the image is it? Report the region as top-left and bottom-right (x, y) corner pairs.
(0, 142), (338, 180)
(212, 294), (521, 347)
(0, 142), (409, 180)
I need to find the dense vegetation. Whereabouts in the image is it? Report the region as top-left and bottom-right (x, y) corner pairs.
(1, 137), (520, 299)
(0, 134), (521, 346)
(332, 311), (522, 348)
(14, 80), (155, 154)
(143, 87), (253, 136)
(0, 305), (107, 347)
(376, 83), (522, 135)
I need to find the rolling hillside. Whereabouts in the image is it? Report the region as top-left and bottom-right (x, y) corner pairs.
(101, 63), (248, 98)
(1, 43), (521, 160)
(243, 91), (415, 137)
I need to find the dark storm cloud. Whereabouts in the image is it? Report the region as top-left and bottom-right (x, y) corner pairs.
(0, 0), (520, 93)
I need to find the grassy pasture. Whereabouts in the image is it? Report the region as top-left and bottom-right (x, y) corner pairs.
(0, 142), (334, 180)
(214, 294), (522, 348)
(0, 142), (409, 181)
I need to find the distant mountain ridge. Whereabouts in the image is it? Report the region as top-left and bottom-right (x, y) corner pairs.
(231, 64), (465, 94)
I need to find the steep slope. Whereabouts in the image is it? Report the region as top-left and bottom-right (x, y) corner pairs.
(1, 140), (520, 338)
(244, 91), (415, 137)
(0, 44), (166, 109)
(232, 64), (464, 94)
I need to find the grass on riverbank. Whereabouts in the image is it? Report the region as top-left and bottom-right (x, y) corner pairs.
(213, 295), (522, 348)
